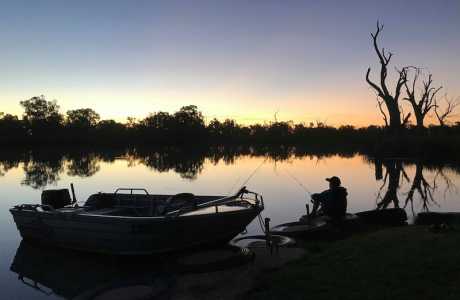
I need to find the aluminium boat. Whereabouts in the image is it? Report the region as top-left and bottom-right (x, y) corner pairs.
(10, 186), (264, 255)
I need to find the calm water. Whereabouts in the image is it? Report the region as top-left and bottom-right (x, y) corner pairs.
(1, 147), (459, 299)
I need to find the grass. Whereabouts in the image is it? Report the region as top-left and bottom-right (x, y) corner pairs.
(247, 226), (460, 300)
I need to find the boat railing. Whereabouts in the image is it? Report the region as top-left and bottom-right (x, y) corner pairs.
(113, 188), (155, 216)
(114, 188), (150, 195)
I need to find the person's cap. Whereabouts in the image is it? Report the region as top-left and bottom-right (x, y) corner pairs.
(326, 176), (341, 185)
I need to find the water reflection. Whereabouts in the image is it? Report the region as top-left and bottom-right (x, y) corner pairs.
(1, 148), (459, 203)
(10, 240), (252, 300)
(66, 153), (101, 177)
(22, 155), (63, 189)
(404, 163), (438, 213)
(0, 146), (361, 189)
(134, 147), (205, 180)
(3, 147), (460, 298)
(0, 160), (19, 177)
(10, 241), (174, 299)
(0, 149), (21, 177)
(374, 160), (405, 209)
(371, 159), (458, 215)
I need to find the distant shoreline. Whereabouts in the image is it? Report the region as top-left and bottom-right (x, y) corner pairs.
(2, 101), (459, 156)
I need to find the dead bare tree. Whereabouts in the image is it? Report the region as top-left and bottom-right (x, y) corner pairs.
(399, 102), (412, 128)
(366, 22), (408, 132)
(376, 98), (388, 127)
(434, 95), (459, 127)
(403, 68), (442, 129)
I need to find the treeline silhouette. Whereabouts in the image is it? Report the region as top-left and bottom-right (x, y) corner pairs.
(1, 96), (460, 156)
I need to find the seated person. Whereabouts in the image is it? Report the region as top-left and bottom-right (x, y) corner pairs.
(310, 176), (348, 219)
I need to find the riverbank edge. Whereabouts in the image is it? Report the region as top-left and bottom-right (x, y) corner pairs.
(246, 225), (460, 300)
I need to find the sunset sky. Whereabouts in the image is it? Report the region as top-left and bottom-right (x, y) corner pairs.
(1, 0), (459, 126)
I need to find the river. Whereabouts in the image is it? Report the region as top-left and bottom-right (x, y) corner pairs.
(1, 146), (459, 299)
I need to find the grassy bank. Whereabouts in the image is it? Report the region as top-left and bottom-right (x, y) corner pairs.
(248, 226), (460, 300)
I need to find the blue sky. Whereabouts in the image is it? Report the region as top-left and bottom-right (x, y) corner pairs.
(1, 0), (459, 125)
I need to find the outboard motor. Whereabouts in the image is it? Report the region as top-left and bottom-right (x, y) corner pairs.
(41, 189), (72, 209)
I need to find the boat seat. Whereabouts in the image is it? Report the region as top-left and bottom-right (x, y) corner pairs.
(158, 193), (196, 215)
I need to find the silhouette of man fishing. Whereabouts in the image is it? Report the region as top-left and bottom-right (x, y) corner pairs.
(309, 176), (348, 219)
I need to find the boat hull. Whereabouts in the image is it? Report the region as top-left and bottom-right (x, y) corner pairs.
(10, 207), (262, 255)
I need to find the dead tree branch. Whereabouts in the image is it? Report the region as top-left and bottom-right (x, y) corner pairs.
(404, 68), (442, 128)
(366, 21), (407, 131)
(435, 94), (459, 127)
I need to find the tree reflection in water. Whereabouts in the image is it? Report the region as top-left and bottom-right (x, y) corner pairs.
(20, 150), (65, 189)
(372, 158), (458, 215)
(66, 153), (101, 177)
(374, 160), (406, 209)
(403, 163), (439, 214)
(0, 149), (23, 177)
(0, 160), (20, 177)
(1, 147), (459, 204)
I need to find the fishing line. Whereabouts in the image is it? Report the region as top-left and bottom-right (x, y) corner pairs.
(227, 175), (242, 195)
(284, 169), (313, 197)
(239, 156), (269, 190)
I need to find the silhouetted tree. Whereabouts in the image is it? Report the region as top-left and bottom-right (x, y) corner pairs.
(208, 118), (247, 142)
(366, 22), (408, 132)
(20, 95), (63, 125)
(126, 117), (138, 128)
(66, 108), (100, 128)
(139, 111), (175, 142)
(20, 95), (63, 142)
(174, 105), (205, 126)
(249, 124), (267, 140)
(208, 118), (223, 138)
(0, 113), (26, 143)
(95, 120), (126, 140)
(404, 69), (442, 129)
(268, 121), (293, 142)
(173, 105), (206, 141)
(142, 111), (174, 130)
(434, 95), (459, 127)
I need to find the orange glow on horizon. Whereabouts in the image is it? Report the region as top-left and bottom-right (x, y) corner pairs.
(1, 87), (458, 127)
